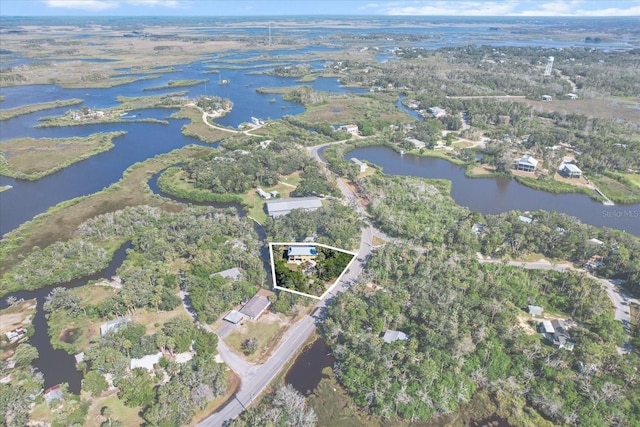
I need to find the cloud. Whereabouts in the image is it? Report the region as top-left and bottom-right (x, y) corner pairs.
(43, 0), (183, 11)
(382, 0), (640, 16)
(384, 1), (517, 16)
(43, 0), (119, 11)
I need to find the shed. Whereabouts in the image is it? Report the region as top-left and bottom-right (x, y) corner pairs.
(100, 317), (131, 337)
(239, 295), (271, 320)
(266, 197), (322, 218)
(542, 95), (553, 101)
(383, 330), (408, 343)
(350, 158), (368, 173)
(528, 305), (543, 316)
(256, 188), (271, 199)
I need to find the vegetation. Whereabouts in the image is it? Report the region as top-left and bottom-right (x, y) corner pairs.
(0, 98), (83, 121)
(143, 79), (208, 91)
(0, 132), (126, 180)
(230, 384), (317, 427)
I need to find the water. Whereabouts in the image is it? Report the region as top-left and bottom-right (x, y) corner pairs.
(0, 242), (131, 393)
(285, 338), (334, 396)
(346, 146), (640, 236)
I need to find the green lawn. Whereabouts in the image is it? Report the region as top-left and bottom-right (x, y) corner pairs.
(225, 319), (283, 363)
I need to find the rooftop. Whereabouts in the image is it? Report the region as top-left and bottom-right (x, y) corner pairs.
(288, 246), (317, 257)
(266, 197), (323, 217)
(383, 330), (408, 343)
(239, 295), (271, 319)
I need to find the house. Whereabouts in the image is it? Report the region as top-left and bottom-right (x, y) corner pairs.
(542, 95), (553, 101)
(471, 223), (485, 234)
(212, 267), (242, 281)
(5, 327), (27, 344)
(550, 319), (574, 350)
(223, 310), (245, 324)
(130, 353), (162, 371)
(44, 385), (64, 406)
(565, 93), (579, 100)
(256, 188), (271, 199)
(239, 294), (271, 320)
(383, 330), (408, 343)
(339, 124), (359, 135)
(258, 139), (272, 149)
(518, 215), (533, 224)
(287, 246), (318, 262)
(515, 155), (538, 172)
(528, 305), (543, 317)
(428, 107), (447, 119)
(350, 158), (368, 172)
(559, 163), (582, 178)
(266, 197), (323, 218)
(100, 317), (131, 337)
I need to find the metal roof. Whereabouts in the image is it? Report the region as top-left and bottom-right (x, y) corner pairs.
(266, 197), (322, 217)
(288, 246), (317, 256)
(383, 330), (408, 343)
(239, 295), (271, 319)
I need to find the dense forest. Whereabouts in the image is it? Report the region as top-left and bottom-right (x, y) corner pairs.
(318, 173), (640, 426)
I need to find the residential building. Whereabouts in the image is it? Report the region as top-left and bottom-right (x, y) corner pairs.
(542, 95), (553, 101)
(428, 106), (447, 119)
(266, 197), (323, 218)
(100, 317), (131, 337)
(239, 294), (271, 320)
(565, 93), (579, 100)
(518, 215), (533, 224)
(515, 155), (538, 172)
(44, 385), (64, 406)
(339, 124), (359, 135)
(350, 157), (368, 172)
(212, 267), (242, 281)
(559, 163), (582, 178)
(383, 330), (409, 343)
(550, 319), (574, 350)
(5, 327), (27, 344)
(287, 246), (318, 262)
(471, 223), (486, 234)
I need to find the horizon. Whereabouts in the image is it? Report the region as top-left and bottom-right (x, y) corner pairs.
(1, 1), (639, 17)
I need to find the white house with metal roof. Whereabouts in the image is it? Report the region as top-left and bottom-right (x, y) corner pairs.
(515, 155), (538, 172)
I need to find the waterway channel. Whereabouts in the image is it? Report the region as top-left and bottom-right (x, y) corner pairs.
(0, 242), (132, 393)
(346, 145), (640, 236)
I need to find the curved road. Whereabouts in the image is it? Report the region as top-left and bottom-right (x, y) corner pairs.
(198, 141), (375, 426)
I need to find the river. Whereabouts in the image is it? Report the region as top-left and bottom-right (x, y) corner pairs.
(0, 242), (131, 393)
(347, 145), (640, 236)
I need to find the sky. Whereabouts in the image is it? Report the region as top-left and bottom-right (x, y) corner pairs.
(1, 0), (639, 17)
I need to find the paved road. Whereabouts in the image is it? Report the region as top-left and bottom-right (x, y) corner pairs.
(198, 142), (375, 427)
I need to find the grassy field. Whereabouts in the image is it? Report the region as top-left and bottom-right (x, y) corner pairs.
(0, 98), (83, 121)
(0, 145), (213, 280)
(0, 132), (126, 180)
(591, 174), (640, 204)
(225, 315), (285, 363)
(241, 181), (296, 224)
(143, 79), (208, 91)
(83, 393), (144, 427)
(171, 106), (233, 143)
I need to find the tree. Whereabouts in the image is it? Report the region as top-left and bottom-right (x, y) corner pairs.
(13, 343), (39, 366)
(241, 338), (258, 355)
(83, 371), (108, 397)
(116, 369), (156, 407)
